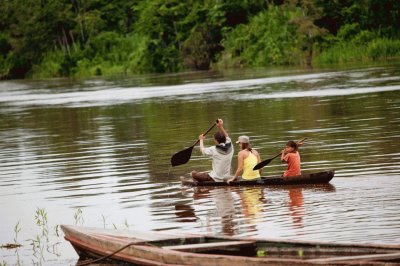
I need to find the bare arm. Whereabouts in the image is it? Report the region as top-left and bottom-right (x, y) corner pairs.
(228, 152), (244, 183)
(297, 138), (307, 147)
(281, 149), (287, 162)
(234, 152), (244, 177)
(216, 118), (229, 138)
(255, 150), (263, 174)
(199, 134), (206, 154)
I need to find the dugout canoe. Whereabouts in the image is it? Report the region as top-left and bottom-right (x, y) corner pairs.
(181, 170), (335, 187)
(61, 225), (400, 265)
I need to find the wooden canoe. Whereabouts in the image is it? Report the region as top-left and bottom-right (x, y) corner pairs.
(61, 225), (400, 265)
(181, 170), (335, 187)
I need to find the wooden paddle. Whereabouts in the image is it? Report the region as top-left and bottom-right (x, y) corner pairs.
(252, 137), (307, 170)
(170, 121), (218, 167)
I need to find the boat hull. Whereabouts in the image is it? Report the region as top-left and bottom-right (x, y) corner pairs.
(61, 225), (400, 266)
(181, 170), (335, 186)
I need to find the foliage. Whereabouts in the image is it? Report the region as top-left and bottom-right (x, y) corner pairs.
(219, 5), (303, 67)
(181, 24), (214, 70)
(13, 221), (21, 244)
(0, 0), (399, 79)
(0, 0), (74, 78)
(75, 31), (151, 76)
(314, 37), (400, 65)
(74, 208), (84, 225)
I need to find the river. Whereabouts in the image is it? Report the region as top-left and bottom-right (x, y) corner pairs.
(1, 63), (400, 265)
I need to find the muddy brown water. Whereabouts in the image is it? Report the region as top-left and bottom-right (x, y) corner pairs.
(1, 64), (400, 264)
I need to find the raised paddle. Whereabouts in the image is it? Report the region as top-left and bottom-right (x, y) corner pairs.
(252, 137), (307, 170)
(170, 120), (218, 167)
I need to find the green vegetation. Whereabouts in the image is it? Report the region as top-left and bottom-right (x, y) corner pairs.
(0, 0), (399, 79)
(315, 34), (400, 65)
(13, 221), (21, 245)
(1, 208), (131, 265)
(73, 208), (84, 225)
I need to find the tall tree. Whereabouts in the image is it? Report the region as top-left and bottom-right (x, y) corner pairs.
(0, 0), (74, 77)
(367, 0), (400, 38)
(287, 0), (327, 67)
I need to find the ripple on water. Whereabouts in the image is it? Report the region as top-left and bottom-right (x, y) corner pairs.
(1, 65), (400, 264)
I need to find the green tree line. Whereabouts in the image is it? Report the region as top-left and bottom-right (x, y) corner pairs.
(0, 0), (399, 79)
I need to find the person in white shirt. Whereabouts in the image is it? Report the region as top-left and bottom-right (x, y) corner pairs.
(191, 118), (234, 182)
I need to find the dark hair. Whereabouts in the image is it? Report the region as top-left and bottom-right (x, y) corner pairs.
(241, 142), (252, 152)
(286, 140), (298, 152)
(214, 132), (226, 144)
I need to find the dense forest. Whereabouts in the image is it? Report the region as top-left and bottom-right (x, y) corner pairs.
(0, 0), (399, 79)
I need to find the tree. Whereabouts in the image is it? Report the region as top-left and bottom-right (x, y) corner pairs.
(287, 0), (327, 68)
(0, 0), (74, 78)
(367, 0), (400, 38)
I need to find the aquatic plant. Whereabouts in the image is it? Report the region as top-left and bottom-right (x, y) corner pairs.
(123, 219), (129, 229)
(15, 249), (21, 266)
(28, 208), (62, 265)
(53, 225), (59, 237)
(31, 234), (45, 265)
(2, 208), (65, 265)
(73, 208), (84, 226)
(34, 208), (48, 241)
(101, 214), (107, 228)
(13, 221), (21, 245)
(46, 242), (61, 257)
(0, 221), (23, 249)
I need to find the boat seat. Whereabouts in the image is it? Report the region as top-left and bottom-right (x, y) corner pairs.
(163, 240), (256, 253)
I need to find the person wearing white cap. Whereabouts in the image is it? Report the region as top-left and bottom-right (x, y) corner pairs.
(191, 118), (234, 182)
(227, 135), (262, 183)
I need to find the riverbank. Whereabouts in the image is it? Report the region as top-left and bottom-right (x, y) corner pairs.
(29, 37), (400, 80)
(1, 1), (399, 80)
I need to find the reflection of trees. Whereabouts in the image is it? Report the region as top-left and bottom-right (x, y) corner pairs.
(4, 103), (150, 195)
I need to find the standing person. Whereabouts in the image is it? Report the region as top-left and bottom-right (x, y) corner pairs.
(281, 140), (302, 177)
(191, 118), (234, 182)
(227, 136), (262, 183)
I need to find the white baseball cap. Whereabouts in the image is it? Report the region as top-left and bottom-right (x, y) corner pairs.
(236, 135), (250, 144)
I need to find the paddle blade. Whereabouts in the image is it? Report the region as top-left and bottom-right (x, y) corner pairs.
(171, 145), (195, 167)
(253, 158), (273, 170)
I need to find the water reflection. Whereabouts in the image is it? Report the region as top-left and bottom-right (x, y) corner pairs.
(287, 188), (304, 229)
(1, 64), (400, 264)
(174, 204), (197, 223)
(235, 187), (266, 234)
(210, 188), (236, 235)
(177, 183), (336, 237)
(178, 187), (237, 235)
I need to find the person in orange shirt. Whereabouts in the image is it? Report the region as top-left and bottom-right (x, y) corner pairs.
(281, 140), (303, 177)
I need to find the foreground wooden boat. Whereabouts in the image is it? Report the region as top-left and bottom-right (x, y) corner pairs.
(61, 225), (400, 265)
(181, 170), (335, 187)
